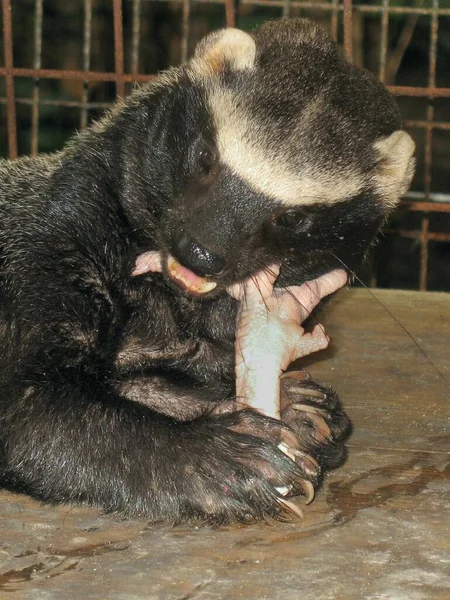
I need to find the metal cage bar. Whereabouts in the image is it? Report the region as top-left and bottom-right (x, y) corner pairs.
(30, 0), (43, 155)
(2, 0), (17, 159)
(79, 0), (93, 131)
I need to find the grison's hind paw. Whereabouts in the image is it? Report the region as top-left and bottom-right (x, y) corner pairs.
(279, 370), (350, 493)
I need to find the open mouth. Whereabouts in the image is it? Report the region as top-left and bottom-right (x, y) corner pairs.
(166, 255), (217, 296)
(132, 250), (218, 296)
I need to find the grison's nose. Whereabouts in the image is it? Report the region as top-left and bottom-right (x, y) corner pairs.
(171, 231), (226, 277)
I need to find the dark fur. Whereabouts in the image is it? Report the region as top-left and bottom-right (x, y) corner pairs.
(0, 19), (411, 523)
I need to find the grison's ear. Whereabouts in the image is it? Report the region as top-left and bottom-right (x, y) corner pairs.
(190, 28), (256, 75)
(374, 130), (416, 208)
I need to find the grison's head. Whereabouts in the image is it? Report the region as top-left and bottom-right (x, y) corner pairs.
(117, 18), (415, 295)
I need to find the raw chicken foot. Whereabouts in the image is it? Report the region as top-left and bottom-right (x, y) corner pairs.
(227, 265), (347, 419)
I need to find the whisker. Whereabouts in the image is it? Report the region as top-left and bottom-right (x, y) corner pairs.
(329, 251), (445, 379)
(252, 273), (270, 313)
(303, 280), (321, 303)
(275, 262), (321, 323)
(235, 334), (249, 372)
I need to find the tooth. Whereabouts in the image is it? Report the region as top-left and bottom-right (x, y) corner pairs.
(167, 255), (180, 272)
(196, 280), (217, 293)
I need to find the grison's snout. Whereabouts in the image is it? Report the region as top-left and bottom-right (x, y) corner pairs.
(171, 230), (226, 277)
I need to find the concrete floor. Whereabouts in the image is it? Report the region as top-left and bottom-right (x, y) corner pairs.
(1, 288), (449, 600)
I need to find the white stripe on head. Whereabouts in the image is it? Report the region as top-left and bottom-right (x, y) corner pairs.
(208, 87), (365, 206)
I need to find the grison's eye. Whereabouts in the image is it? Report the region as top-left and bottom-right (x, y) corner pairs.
(275, 209), (305, 229)
(198, 145), (217, 175)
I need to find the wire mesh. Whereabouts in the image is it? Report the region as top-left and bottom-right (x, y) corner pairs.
(1, 0), (449, 291)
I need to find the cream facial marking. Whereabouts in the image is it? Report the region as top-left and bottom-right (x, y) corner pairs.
(191, 28), (256, 76)
(373, 130), (416, 209)
(208, 88), (365, 207)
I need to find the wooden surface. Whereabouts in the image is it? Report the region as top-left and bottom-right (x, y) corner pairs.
(1, 288), (449, 600)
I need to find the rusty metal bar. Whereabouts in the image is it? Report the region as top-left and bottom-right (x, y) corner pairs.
(225, 0), (235, 28)
(130, 0), (142, 75)
(355, 2), (450, 16)
(0, 97), (113, 110)
(240, 0), (450, 16)
(384, 229), (450, 243)
(404, 120), (450, 131)
(1, 80), (450, 103)
(80, 0), (93, 131)
(113, 0), (126, 99)
(6, 70), (448, 99)
(419, 216), (430, 290)
(5, 69), (450, 101)
(0, 67), (156, 84)
(181, 0), (192, 63)
(2, 0), (18, 159)
(30, 0), (43, 156)
(379, 0), (389, 83)
(400, 201), (450, 213)
(330, 0), (339, 41)
(418, 0), (439, 291)
(388, 85), (450, 98)
(282, 0), (292, 18)
(424, 0), (439, 200)
(343, 0), (353, 63)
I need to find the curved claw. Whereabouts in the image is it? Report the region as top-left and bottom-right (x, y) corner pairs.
(279, 442), (320, 479)
(298, 479), (315, 505)
(278, 498), (304, 519)
(309, 413), (332, 440)
(290, 403), (328, 418)
(276, 447), (316, 506)
(290, 404), (332, 439)
(291, 448), (320, 472)
(278, 441), (298, 463)
(289, 386), (326, 400)
(280, 427), (299, 451)
(280, 371), (311, 383)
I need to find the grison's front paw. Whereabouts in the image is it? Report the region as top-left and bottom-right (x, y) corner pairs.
(279, 370), (350, 497)
(175, 410), (315, 523)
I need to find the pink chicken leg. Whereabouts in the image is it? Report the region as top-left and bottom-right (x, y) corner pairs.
(228, 267), (347, 419)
